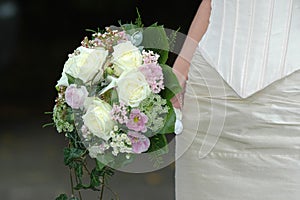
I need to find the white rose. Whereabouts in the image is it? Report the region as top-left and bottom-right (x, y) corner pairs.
(112, 41), (143, 73)
(117, 69), (151, 107)
(57, 46), (108, 86)
(82, 98), (114, 141)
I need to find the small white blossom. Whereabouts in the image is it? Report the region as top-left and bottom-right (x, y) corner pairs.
(110, 142), (115, 147)
(126, 139), (132, 145)
(119, 141), (125, 147)
(113, 126), (119, 131)
(112, 149), (119, 156)
(110, 131), (115, 138)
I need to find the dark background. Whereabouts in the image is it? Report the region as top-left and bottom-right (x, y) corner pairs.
(0, 0), (200, 199)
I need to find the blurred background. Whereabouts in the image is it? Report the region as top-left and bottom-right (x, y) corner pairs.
(0, 0), (200, 199)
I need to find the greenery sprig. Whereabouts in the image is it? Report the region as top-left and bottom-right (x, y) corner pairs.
(44, 8), (181, 200)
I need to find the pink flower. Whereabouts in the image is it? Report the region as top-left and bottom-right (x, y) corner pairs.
(110, 102), (129, 124)
(117, 31), (129, 43)
(139, 63), (164, 93)
(128, 131), (150, 154)
(65, 84), (88, 109)
(126, 109), (148, 132)
(142, 50), (160, 64)
(81, 125), (89, 138)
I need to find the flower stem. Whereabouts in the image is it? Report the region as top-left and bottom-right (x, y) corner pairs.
(74, 172), (83, 200)
(83, 162), (91, 175)
(69, 168), (75, 195)
(99, 173), (105, 200)
(78, 191), (83, 200)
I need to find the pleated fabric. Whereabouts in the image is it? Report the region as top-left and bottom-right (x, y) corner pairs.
(175, 48), (300, 200)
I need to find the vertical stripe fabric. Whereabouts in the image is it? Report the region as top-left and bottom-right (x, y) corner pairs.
(198, 0), (300, 98)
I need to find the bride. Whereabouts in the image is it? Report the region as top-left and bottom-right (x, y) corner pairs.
(173, 0), (300, 199)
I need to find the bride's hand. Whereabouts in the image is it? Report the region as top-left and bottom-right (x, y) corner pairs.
(171, 91), (183, 110)
(171, 57), (188, 110)
(171, 64), (186, 110)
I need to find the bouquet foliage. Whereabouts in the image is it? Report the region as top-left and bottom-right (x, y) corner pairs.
(48, 12), (182, 200)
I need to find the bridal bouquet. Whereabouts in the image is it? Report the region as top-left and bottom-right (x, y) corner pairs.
(49, 13), (182, 200)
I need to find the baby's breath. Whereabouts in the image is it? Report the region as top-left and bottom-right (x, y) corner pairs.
(53, 103), (74, 133)
(139, 93), (169, 133)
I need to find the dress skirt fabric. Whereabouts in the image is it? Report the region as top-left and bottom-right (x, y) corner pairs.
(175, 48), (300, 200)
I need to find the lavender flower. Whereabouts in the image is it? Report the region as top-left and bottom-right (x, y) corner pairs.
(82, 28), (129, 50)
(139, 63), (164, 93)
(110, 102), (129, 124)
(126, 109), (148, 133)
(65, 84), (88, 109)
(81, 125), (90, 138)
(127, 131), (150, 154)
(117, 31), (129, 43)
(142, 50), (160, 64)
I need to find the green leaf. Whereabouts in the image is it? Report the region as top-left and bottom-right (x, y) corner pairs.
(168, 27), (180, 52)
(149, 22), (158, 27)
(121, 23), (139, 32)
(160, 64), (182, 100)
(65, 106), (75, 123)
(147, 134), (169, 168)
(74, 183), (85, 190)
(66, 73), (75, 85)
(96, 160), (105, 171)
(90, 166), (114, 188)
(159, 100), (176, 134)
(109, 89), (119, 106)
(90, 168), (101, 188)
(63, 147), (86, 166)
(65, 131), (85, 149)
(85, 28), (97, 33)
(142, 25), (170, 64)
(134, 8), (143, 28)
(74, 163), (83, 180)
(42, 122), (54, 128)
(55, 194), (68, 200)
(147, 134), (168, 154)
(160, 87), (175, 102)
(75, 166), (115, 191)
(65, 73), (84, 85)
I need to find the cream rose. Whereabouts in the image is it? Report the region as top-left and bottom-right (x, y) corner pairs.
(82, 98), (114, 141)
(57, 46), (108, 86)
(112, 41), (143, 73)
(117, 69), (151, 107)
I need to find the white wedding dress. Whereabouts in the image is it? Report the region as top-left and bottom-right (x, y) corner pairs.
(176, 0), (300, 199)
